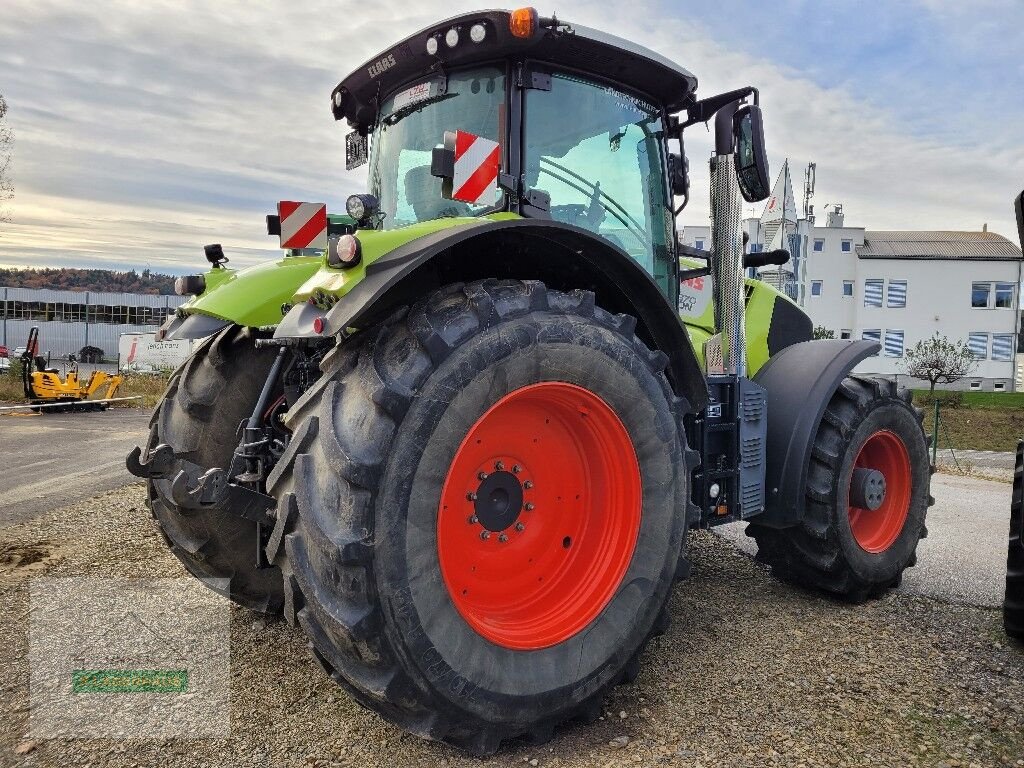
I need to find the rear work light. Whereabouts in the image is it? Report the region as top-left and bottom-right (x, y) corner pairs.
(174, 275), (206, 296)
(328, 234), (362, 269)
(509, 7), (538, 38)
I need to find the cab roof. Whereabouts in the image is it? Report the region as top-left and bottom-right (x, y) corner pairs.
(331, 9), (699, 128)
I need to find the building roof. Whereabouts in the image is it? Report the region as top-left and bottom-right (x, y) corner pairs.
(857, 231), (1023, 261)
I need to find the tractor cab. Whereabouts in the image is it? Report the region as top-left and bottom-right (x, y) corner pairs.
(335, 8), (701, 297)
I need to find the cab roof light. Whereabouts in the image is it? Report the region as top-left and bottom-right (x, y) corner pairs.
(509, 7), (538, 38)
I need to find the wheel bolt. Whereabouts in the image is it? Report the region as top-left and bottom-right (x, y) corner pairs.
(525, 503), (535, 511)
(478, 471), (488, 481)
(524, 481), (533, 489)
(466, 492), (477, 501)
(498, 533), (508, 543)
(512, 465), (522, 474)
(515, 522), (525, 532)
(495, 460), (505, 471)
(468, 515), (478, 525)
(480, 531), (490, 540)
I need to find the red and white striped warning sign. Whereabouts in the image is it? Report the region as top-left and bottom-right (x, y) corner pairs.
(451, 131), (500, 205)
(277, 201), (328, 250)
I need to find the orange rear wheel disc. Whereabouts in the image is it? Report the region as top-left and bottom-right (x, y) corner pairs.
(437, 382), (642, 650)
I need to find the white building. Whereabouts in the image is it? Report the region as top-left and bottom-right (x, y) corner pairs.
(679, 222), (1023, 391)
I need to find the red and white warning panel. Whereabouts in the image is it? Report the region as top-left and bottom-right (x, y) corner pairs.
(451, 130), (500, 205)
(277, 201), (328, 250)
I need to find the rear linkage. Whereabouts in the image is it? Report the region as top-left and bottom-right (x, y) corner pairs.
(127, 339), (324, 566)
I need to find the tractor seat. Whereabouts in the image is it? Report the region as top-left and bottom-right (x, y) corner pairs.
(34, 355), (58, 374)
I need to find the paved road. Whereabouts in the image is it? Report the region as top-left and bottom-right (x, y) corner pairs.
(937, 447), (1017, 472)
(717, 471), (1014, 609)
(0, 408), (151, 527)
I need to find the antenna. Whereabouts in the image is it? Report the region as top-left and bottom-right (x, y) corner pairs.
(803, 162), (816, 222)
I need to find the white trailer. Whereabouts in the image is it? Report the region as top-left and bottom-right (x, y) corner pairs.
(118, 333), (196, 373)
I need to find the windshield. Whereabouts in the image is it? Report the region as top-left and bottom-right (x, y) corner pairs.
(524, 74), (674, 297)
(368, 66), (506, 229)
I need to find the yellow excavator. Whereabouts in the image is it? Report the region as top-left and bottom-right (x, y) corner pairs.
(20, 327), (123, 411)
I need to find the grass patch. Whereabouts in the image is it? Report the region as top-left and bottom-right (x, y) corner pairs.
(913, 390), (1024, 451)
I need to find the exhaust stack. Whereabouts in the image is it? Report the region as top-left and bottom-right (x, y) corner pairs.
(709, 102), (746, 377)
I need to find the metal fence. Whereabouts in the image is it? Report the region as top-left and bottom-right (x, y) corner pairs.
(1, 287), (187, 361)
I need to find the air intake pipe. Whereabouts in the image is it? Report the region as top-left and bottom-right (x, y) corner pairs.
(709, 100), (746, 377)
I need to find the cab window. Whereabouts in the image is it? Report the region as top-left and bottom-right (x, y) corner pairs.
(524, 73), (673, 296)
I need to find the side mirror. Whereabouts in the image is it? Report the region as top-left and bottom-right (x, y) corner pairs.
(733, 104), (770, 203)
(667, 152), (689, 198)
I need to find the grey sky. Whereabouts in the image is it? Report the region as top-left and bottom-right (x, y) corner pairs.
(0, 0), (1021, 273)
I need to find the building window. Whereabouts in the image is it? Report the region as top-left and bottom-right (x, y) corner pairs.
(972, 282), (991, 308)
(749, 243), (763, 253)
(969, 380), (982, 390)
(864, 279), (883, 307)
(884, 330), (904, 358)
(862, 329), (881, 354)
(992, 334), (1014, 362)
(995, 282), (1015, 309)
(968, 332), (989, 359)
(887, 280), (907, 308)
(841, 240), (852, 252)
(695, 239), (704, 250)
(843, 280), (853, 297)
(811, 280), (822, 296)
(840, 329), (852, 339)
(994, 381), (1006, 392)
(813, 239), (824, 252)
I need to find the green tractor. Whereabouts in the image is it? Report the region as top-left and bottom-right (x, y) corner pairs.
(128, 8), (932, 752)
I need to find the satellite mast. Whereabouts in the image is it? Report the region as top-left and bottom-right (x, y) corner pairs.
(803, 162), (816, 223)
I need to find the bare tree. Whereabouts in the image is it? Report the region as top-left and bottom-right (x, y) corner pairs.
(903, 333), (977, 395)
(0, 93), (12, 225)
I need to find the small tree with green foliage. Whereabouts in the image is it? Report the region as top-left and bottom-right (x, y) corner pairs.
(903, 333), (976, 395)
(812, 326), (835, 340)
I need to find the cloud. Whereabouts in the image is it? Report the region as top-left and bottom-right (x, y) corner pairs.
(0, 0), (1020, 277)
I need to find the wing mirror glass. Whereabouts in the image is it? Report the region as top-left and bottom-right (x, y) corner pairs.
(733, 104), (770, 203)
(1015, 190), (1023, 247)
(668, 152), (689, 198)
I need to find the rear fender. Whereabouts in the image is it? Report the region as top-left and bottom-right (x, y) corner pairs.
(277, 218), (708, 409)
(161, 256), (322, 340)
(752, 339), (879, 528)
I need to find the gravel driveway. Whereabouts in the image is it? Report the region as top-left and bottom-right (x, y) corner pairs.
(1, 483), (1022, 768)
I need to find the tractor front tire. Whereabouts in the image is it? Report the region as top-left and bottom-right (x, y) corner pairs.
(266, 280), (694, 754)
(145, 325), (284, 614)
(1005, 441), (1024, 640)
(748, 376), (931, 602)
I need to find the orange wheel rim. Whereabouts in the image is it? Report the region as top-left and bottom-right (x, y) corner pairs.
(437, 382), (642, 650)
(847, 429), (912, 553)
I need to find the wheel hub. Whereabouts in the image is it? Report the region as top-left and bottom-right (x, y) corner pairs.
(473, 470), (524, 532)
(850, 468), (886, 511)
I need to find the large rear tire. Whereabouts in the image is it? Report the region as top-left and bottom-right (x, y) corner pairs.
(1005, 441), (1024, 640)
(266, 280), (694, 754)
(145, 325), (284, 614)
(747, 376), (931, 602)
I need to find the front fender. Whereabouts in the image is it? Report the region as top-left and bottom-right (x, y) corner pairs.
(752, 339), (879, 528)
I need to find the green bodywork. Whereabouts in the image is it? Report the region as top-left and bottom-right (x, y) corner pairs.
(176, 216), (798, 377)
(678, 257), (799, 376)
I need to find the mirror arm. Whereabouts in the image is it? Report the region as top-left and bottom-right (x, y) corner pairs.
(674, 86), (758, 134)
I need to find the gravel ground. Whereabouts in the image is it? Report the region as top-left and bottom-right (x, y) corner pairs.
(2, 483), (1023, 768)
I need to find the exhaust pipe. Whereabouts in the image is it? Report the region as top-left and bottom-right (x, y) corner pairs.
(709, 102), (746, 377)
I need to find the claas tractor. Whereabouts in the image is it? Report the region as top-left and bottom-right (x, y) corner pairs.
(128, 8), (932, 753)
(1005, 191), (1024, 642)
(21, 326), (122, 411)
